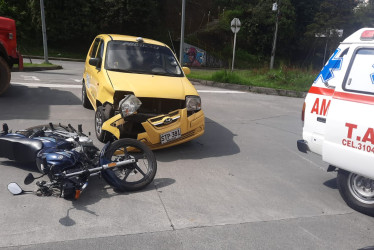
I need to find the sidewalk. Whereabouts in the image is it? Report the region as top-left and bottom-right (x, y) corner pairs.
(190, 78), (307, 98)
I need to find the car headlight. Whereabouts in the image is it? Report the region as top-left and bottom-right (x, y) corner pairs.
(119, 95), (142, 117)
(186, 96), (201, 111)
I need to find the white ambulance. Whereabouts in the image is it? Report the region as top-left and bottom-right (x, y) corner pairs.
(298, 28), (374, 216)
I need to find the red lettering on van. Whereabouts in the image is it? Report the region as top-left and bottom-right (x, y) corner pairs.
(311, 98), (331, 116)
(311, 98), (320, 114)
(362, 128), (374, 145)
(345, 123), (357, 139)
(320, 99), (330, 116)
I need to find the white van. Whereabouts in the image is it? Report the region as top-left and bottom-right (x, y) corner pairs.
(298, 28), (374, 216)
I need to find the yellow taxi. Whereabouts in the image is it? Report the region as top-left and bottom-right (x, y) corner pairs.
(82, 34), (205, 149)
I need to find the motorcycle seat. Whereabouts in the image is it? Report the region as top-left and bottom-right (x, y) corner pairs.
(0, 136), (43, 162)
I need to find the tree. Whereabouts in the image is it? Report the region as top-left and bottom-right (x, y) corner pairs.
(353, 0), (374, 29)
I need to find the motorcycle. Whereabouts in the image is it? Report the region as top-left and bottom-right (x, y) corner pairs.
(0, 123), (157, 200)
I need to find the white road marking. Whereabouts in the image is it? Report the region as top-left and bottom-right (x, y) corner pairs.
(11, 82), (81, 89)
(20, 75), (40, 81)
(197, 90), (245, 94)
(72, 79), (82, 83)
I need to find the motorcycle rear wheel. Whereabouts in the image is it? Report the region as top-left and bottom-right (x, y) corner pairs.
(103, 139), (157, 191)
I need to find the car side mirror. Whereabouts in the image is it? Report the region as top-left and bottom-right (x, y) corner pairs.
(89, 58), (102, 68)
(182, 67), (191, 75)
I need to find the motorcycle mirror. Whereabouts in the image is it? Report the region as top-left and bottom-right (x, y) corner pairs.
(24, 173), (36, 185)
(7, 183), (23, 195)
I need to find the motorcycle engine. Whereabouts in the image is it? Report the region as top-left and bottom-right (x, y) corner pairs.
(61, 176), (87, 200)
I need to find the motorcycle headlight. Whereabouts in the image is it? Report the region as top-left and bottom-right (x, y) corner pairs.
(186, 96), (201, 111)
(119, 95), (142, 117)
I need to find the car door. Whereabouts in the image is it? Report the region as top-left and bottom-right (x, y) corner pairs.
(85, 37), (102, 103)
(323, 45), (374, 179)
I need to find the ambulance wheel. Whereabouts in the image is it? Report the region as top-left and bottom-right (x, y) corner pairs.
(337, 170), (374, 216)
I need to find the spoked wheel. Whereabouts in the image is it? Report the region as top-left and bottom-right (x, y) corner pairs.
(103, 139), (157, 192)
(337, 170), (374, 216)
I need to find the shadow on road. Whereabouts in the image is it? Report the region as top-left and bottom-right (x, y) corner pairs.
(0, 85), (81, 120)
(323, 177), (338, 189)
(58, 176), (175, 227)
(155, 117), (240, 162)
(0, 160), (40, 173)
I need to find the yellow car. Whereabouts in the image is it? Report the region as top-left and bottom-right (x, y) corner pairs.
(82, 34), (205, 150)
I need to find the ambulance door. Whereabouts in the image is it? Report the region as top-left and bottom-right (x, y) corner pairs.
(303, 46), (350, 155)
(323, 46), (374, 179)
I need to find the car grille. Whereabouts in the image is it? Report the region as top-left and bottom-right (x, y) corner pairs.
(137, 97), (185, 115)
(148, 111), (180, 128)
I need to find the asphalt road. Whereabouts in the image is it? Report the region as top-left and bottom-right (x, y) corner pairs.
(0, 60), (373, 250)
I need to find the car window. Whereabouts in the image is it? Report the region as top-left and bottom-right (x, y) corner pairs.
(97, 40), (104, 59)
(343, 48), (374, 95)
(90, 38), (101, 58)
(105, 41), (183, 77)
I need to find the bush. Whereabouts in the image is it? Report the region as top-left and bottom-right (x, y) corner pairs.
(212, 70), (243, 84)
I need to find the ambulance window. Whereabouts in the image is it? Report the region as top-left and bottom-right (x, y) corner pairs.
(340, 48), (349, 57)
(343, 48), (374, 95)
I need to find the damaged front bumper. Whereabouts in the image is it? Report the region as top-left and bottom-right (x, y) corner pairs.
(102, 109), (205, 150)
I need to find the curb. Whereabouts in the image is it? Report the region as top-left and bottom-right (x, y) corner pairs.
(190, 78), (307, 98)
(23, 55), (84, 62)
(12, 65), (63, 72)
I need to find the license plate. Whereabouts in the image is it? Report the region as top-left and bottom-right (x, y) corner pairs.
(160, 128), (181, 144)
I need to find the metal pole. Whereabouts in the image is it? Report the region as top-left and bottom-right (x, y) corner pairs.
(231, 32), (237, 72)
(270, 0), (280, 69)
(40, 0), (49, 64)
(179, 0), (186, 65)
(322, 38), (328, 68)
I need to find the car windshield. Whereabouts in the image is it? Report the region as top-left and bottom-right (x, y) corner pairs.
(105, 41), (183, 77)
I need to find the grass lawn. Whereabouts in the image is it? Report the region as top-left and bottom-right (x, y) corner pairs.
(188, 68), (318, 92)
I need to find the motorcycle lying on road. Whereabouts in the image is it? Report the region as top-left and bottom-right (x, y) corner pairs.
(0, 123), (157, 200)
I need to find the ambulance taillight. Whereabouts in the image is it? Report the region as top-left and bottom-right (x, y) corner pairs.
(360, 30), (374, 41)
(301, 102), (306, 122)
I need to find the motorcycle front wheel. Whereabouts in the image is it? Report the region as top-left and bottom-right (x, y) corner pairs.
(103, 139), (157, 192)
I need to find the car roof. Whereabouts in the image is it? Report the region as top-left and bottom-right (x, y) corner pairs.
(98, 34), (167, 47)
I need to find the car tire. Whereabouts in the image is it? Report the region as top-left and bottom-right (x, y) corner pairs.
(337, 169), (374, 216)
(95, 106), (110, 142)
(82, 81), (93, 109)
(0, 57), (11, 95)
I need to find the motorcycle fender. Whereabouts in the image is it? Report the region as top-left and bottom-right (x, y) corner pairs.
(101, 114), (122, 139)
(101, 169), (123, 190)
(99, 142), (123, 189)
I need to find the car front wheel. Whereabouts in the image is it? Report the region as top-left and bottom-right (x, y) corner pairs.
(95, 106), (110, 142)
(337, 169), (374, 216)
(82, 81), (92, 109)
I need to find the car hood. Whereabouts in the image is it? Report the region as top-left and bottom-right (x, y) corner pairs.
(106, 70), (198, 100)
